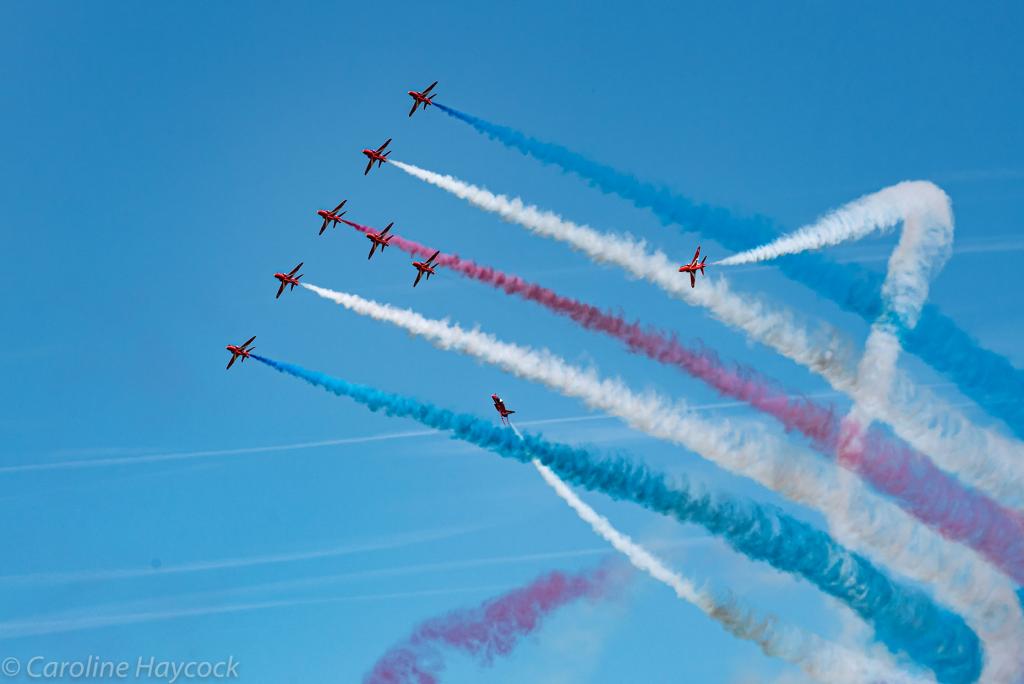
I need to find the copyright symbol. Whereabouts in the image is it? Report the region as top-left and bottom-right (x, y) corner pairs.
(1, 657), (19, 676)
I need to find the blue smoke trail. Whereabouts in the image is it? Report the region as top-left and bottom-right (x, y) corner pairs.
(252, 354), (981, 683)
(432, 103), (1024, 439)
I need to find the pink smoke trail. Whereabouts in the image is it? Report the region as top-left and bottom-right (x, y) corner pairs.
(363, 566), (610, 683)
(341, 219), (1024, 583)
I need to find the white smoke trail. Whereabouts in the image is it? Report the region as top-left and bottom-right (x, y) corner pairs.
(302, 282), (1024, 682)
(716, 183), (951, 274)
(389, 160), (1024, 511)
(531, 458), (929, 684)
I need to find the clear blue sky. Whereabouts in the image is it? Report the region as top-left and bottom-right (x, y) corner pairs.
(1, 2), (1021, 681)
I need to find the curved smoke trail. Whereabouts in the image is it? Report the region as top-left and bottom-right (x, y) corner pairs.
(385, 161), (1024, 513)
(530, 458), (929, 684)
(430, 102), (1024, 439)
(297, 284), (1022, 682)
(364, 565), (610, 683)
(251, 353), (980, 683)
(717, 183), (950, 274)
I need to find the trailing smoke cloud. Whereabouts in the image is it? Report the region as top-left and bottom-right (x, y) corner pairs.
(252, 354), (981, 683)
(431, 102), (1024, 440)
(386, 160), (1024, 514)
(364, 565), (610, 684)
(337, 220), (1024, 587)
(530, 459), (927, 684)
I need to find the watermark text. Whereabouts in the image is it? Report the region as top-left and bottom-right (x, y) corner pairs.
(1, 656), (239, 682)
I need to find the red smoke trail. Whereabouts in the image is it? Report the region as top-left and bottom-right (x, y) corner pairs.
(341, 219), (1024, 582)
(341, 218), (836, 442)
(363, 566), (610, 683)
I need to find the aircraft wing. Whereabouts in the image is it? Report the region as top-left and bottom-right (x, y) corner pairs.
(226, 355), (237, 370)
(319, 218), (329, 235)
(422, 81), (437, 94)
(368, 242), (378, 260)
(276, 282), (286, 298)
(242, 335), (256, 348)
(380, 222), (393, 236)
(689, 271), (696, 288)
(409, 101), (419, 117)
(692, 245), (701, 263)
(364, 159), (374, 175)
(333, 200), (346, 213)
(376, 138), (392, 152)
(289, 262), (303, 276)
(413, 270), (423, 287)
(427, 249), (440, 264)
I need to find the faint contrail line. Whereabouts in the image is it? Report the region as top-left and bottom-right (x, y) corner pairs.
(0, 525), (481, 586)
(0, 586), (506, 640)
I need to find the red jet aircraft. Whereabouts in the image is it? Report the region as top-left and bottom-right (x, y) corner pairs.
(317, 200), (348, 235)
(411, 250), (440, 287)
(407, 80), (438, 117)
(491, 394), (516, 425)
(362, 138), (392, 175)
(225, 335), (256, 370)
(366, 222), (395, 259)
(678, 245), (708, 288)
(273, 262), (304, 298)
